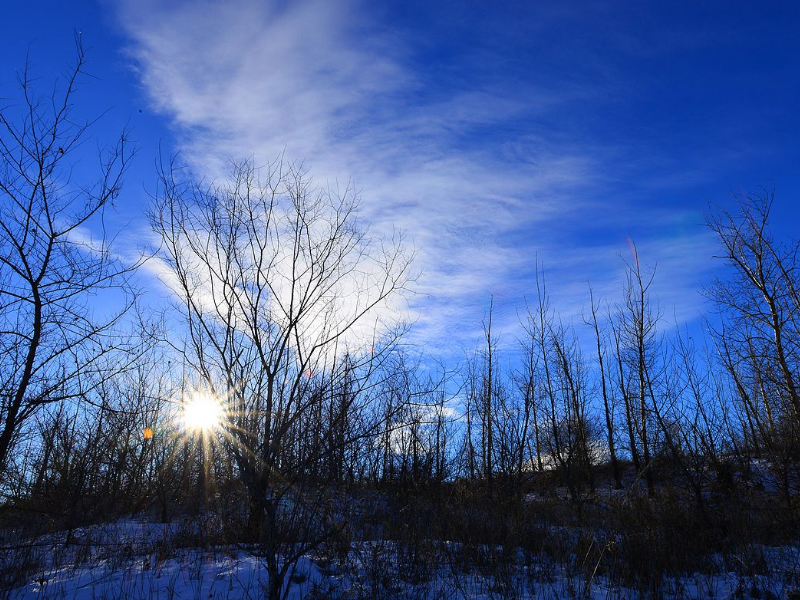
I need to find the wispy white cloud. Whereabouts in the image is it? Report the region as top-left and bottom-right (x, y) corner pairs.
(116, 0), (719, 358)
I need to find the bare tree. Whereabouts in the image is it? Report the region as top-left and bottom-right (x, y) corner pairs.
(516, 322), (543, 474)
(586, 286), (622, 489)
(551, 322), (595, 495)
(617, 242), (657, 497)
(150, 157), (412, 600)
(476, 301), (498, 496)
(521, 265), (593, 501)
(707, 192), (800, 502)
(608, 307), (642, 475)
(0, 37), (137, 482)
(527, 266), (565, 481)
(462, 300), (526, 496)
(708, 192), (800, 424)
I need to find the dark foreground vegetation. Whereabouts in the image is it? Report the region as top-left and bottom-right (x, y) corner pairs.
(1, 40), (799, 600)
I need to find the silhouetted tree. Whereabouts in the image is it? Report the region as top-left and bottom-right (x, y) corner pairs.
(707, 192), (800, 503)
(0, 37), (138, 482)
(150, 157), (412, 600)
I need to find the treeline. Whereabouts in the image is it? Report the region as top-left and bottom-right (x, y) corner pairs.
(2, 41), (799, 599)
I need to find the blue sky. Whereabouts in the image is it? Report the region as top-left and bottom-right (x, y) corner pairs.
(2, 0), (799, 358)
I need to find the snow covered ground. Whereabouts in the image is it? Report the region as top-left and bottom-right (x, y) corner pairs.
(3, 519), (799, 599)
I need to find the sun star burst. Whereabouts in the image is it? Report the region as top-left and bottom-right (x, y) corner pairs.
(183, 392), (223, 432)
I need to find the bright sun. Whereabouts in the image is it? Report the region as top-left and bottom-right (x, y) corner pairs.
(183, 392), (223, 432)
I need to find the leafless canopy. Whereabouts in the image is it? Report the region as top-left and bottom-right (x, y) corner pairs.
(149, 156), (413, 598)
(0, 36), (137, 480)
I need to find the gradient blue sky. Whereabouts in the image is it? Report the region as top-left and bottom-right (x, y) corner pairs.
(3, 0), (799, 357)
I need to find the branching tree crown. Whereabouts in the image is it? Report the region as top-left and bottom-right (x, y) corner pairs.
(150, 156), (413, 600)
(0, 38), (137, 481)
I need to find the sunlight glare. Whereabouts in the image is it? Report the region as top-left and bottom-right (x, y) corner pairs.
(183, 391), (223, 432)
